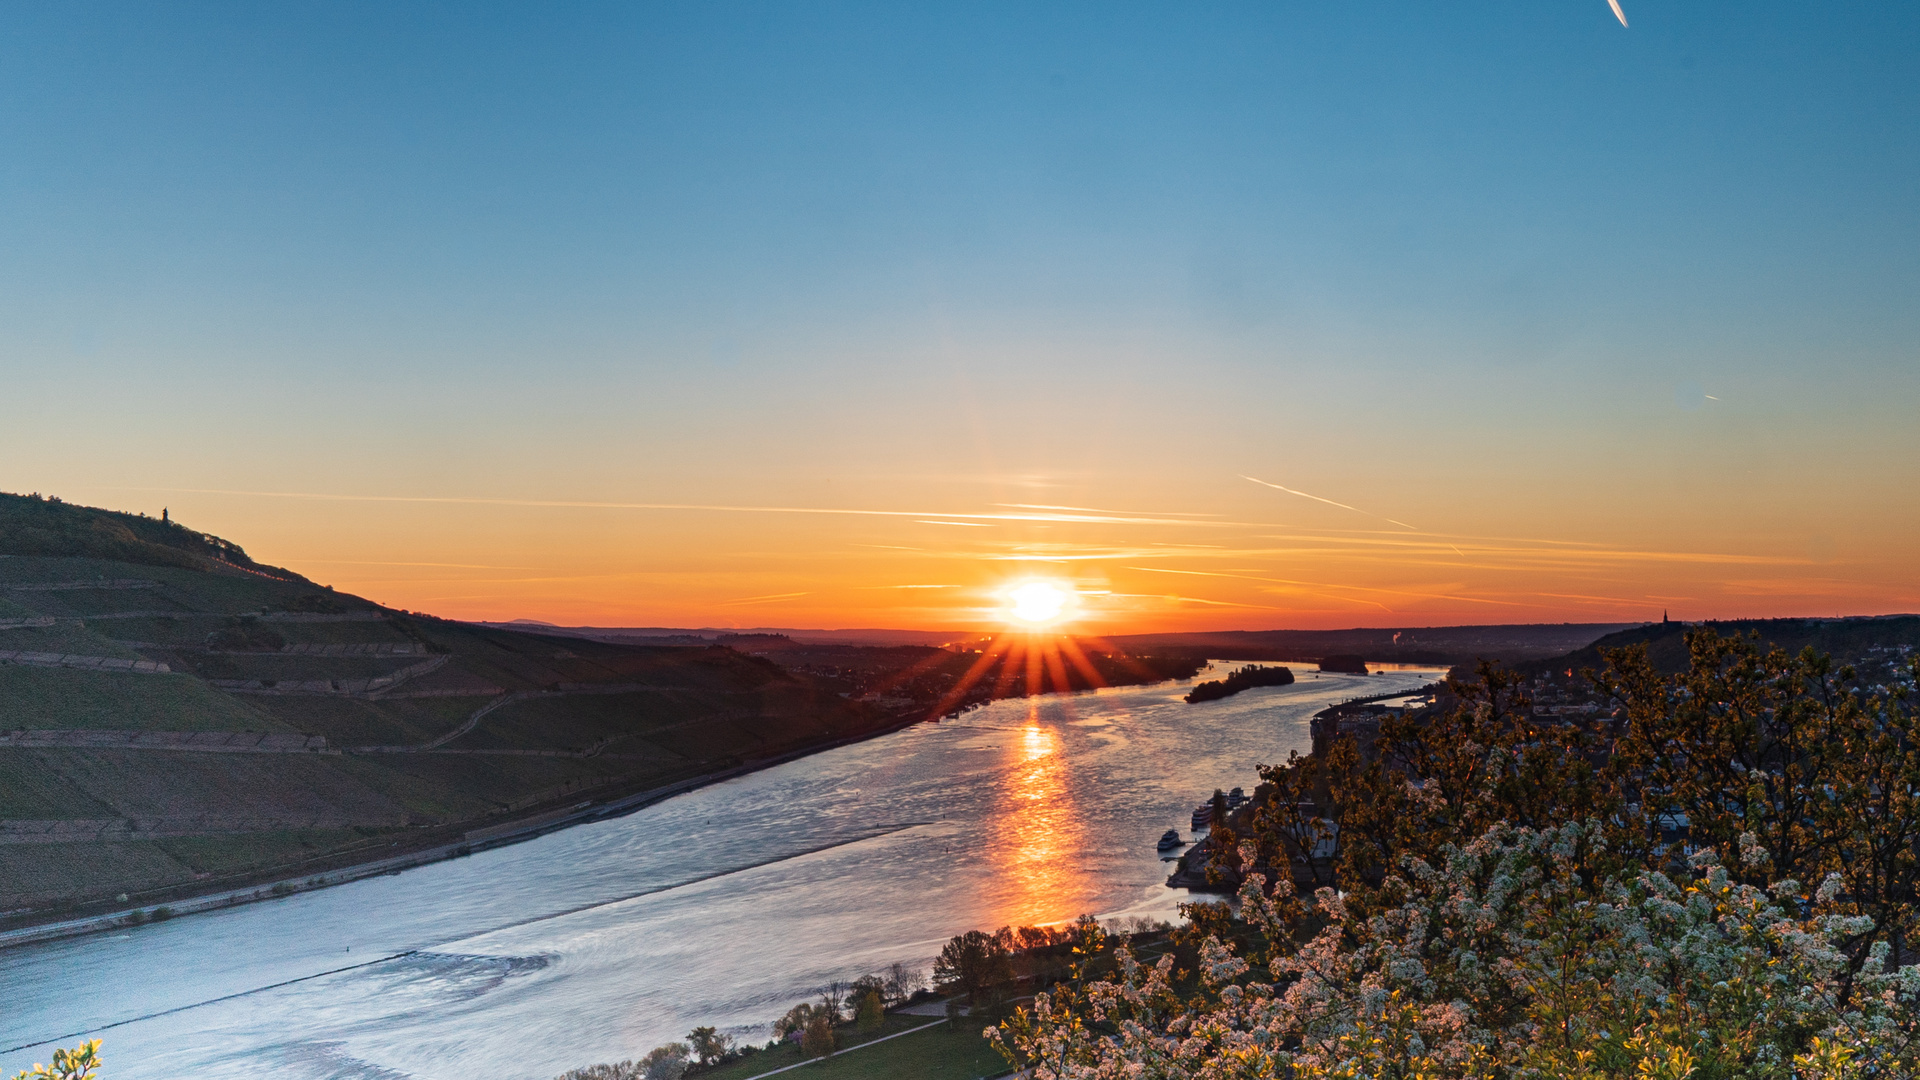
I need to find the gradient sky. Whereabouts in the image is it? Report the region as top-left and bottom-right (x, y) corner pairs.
(2, 2), (1916, 631)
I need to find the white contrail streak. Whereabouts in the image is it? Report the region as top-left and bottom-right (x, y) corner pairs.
(110, 487), (1235, 530)
(1607, 0), (1628, 28)
(1240, 476), (1418, 531)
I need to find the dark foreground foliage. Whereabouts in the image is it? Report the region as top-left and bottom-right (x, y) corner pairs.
(996, 628), (1920, 1079)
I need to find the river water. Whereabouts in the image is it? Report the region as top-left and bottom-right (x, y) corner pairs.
(0, 665), (1438, 1080)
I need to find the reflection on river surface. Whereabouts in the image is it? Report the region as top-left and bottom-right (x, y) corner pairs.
(996, 712), (1090, 927)
(0, 665), (1439, 1080)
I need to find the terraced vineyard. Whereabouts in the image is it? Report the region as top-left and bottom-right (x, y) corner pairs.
(0, 494), (885, 929)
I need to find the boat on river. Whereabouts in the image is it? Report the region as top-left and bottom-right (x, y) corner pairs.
(1157, 828), (1184, 851)
(1191, 804), (1212, 830)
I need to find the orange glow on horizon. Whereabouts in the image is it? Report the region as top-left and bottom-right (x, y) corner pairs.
(56, 483), (1920, 634)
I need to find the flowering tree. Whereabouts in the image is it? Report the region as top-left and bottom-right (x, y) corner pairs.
(10, 1041), (100, 1080)
(995, 831), (1920, 1079)
(993, 632), (1920, 1079)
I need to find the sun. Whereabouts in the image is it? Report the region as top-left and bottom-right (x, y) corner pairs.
(1007, 580), (1071, 627)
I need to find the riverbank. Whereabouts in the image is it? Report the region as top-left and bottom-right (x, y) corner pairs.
(0, 702), (945, 951)
(1165, 681), (1442, 893)
(2, 667), (1443, 1080)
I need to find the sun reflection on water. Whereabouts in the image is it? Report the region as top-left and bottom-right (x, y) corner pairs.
(991, 706), (1093, 928)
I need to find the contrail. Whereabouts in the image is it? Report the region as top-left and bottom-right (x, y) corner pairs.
(108, 487), (1239, 530)
(717, 591), (810, 606)
(1607, 0), (1628, 28)
(1240, 476), (1418, 531)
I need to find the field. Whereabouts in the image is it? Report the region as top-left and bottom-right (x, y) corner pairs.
(692, 1014), (1012, 1080)
(0, 666), (283, 732)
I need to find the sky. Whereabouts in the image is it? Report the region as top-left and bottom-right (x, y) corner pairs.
(1, 1), (1916, 632)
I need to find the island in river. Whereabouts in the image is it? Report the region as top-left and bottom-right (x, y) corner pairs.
(1185, 664), (1296, 703)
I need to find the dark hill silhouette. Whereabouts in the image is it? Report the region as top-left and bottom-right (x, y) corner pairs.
(1519, 615), (1920, 677)
(0, 491), (300, 578)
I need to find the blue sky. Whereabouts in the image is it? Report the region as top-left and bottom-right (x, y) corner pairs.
(1, 2), (1915, 627)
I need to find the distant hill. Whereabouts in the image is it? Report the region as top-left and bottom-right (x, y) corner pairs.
(0, 495), (889, 933)
(475, 623), (972, 648)
(718, 636), (1204, 715)
(1107, 623), (1636, 666)
(1517, 615), (1920, 677)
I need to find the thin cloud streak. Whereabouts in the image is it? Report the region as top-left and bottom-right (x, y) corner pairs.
(717, 592), (812, 606)
(994, 503), (1220, 518)
(286, 559), (548, 570)
(1241, 475), (1419, 531)
(1128, 564), (1524, 608)
(119, 486), (1256, 530)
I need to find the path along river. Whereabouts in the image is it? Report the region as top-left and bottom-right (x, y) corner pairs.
(0, 664), (1440, 1080)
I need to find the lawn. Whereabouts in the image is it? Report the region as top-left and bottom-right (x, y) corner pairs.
(692, 1014), (1013, 1080)
(0, 665), (282, 731)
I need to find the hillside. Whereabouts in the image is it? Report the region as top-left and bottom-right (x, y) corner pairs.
(1107, 623), (1634, 666)
(0, 493), (887, 931)
(1517, 614), (1920, 678)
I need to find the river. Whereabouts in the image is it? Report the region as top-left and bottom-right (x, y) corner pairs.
(0, 664), (1439, 1079)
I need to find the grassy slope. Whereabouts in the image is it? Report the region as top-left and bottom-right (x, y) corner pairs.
(693, 1016), (1010, 1080)
(0, 495), (887, 924)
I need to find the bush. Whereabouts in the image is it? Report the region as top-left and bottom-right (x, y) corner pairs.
(686, 1026), (732, 1066)
(555, 1064), (641, 1080)
(855, 990), (884, 1033)
(800, 1012), (835, 1059)
(637, 1043), (689, 1080)
(10, 1040), (100, 1080)
(772, 1002), (817, 1038)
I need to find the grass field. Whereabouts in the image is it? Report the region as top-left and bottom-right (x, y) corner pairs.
(246, 694), (486, 746)
(0, 665), (282, 731)
(0, 623), (146, 657)
(176, 653), (424, 682)
(691, 1015), (1012, 1080)
(454, 691), (704, 751)
(0, 841), (199, 909)
(0, 754), (120, 818)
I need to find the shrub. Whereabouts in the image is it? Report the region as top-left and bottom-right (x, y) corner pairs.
(637, 1043), (689, 1080)
(554, 1064), (640, 1080)
(800, 1012), (835, 1059)
(772, 1002), (816, 1038)
(10, 1040), (100, 1080)
(686, 1026), (732, 1066)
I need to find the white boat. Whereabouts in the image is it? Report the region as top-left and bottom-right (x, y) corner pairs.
(1157, 828), (1184, 851)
